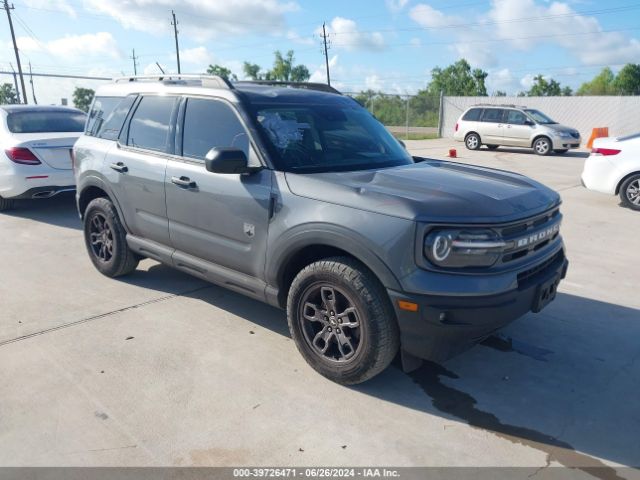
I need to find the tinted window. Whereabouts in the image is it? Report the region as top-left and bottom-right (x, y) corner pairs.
(96, 96), (136, 140)
(182, 98), (250, 160)
(506, 110), (528, 125)
(7, 111), (86, 133)
(86, 97), (120, 136)
(251, 101), (413, 173)
(127, 96), (176, 152)
(481, 109), (505, 123)
(524, 109), (558, 125)
(463, 108), (482, 121)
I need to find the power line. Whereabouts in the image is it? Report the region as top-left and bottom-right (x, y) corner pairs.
(2, 0), (27, 103)
(171, 10), (181, 74)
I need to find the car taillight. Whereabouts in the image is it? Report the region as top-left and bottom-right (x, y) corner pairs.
(455, 122), (459, 132)
(591, 148), (621, 156)
(5, 147), (41, 165)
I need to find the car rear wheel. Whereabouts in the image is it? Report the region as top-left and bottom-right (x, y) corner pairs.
(533, 137), (552, 156)
(465, 133), (481, 150)
(554, 149), (569, 154)
(620, 174), (640, 211)
(287, 257), (400, 385)
(83, 197), (139, 277)
(487, 145), (499, 150)
(0, 196), (15, 212)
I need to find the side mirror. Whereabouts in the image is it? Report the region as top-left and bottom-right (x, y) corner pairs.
(524, 120), (535, 126)
(205, 148), (260, 174)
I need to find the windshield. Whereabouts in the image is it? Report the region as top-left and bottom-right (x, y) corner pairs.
(251, 102), (413, 173)
(524, 109), (558, 125)
(7, 111), (86, 134)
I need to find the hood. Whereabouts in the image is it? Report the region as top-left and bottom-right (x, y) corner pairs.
(542, 124), (580, 136)
(285, 160), (560, 223)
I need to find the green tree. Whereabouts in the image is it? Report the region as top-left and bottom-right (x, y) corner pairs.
(0, 83), (18, 104)
(494, 90), (507, 97)
(577, 67), (615, 96)
(73, 87), (95, 112)
(243, 62), (263, 80)
(527, 75), (562, 96)
(561, 86), (573, 96)
(613, 63), (640, 95)
(425, 59), (488, 96)
(206, 64), (237, 81)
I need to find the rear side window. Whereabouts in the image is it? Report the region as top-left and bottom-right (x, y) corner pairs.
(181, 98), (250, 160)
(7, 111), (86, 133)
(127, 96), (177, 153)
(462, 108), (482, 121)
(96, 95), (136, 140)
(86, 97), (121, 137)
(481, 109), (505, 123)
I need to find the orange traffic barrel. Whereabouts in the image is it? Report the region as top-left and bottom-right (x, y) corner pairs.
(587, 127), (609, 149)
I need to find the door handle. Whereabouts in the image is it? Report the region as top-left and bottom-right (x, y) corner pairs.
(171, 176), (197, 189)
(110, 162), (128, 173)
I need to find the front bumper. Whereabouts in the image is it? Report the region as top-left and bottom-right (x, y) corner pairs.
(389, 250), (568, 366)
(551, 137), (581, 150)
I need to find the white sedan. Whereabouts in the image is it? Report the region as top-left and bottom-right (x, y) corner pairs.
(0, 105), (86, 211)
(582, 133), (640, 211)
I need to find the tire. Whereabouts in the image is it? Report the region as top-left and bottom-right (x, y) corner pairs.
(487, 145), (499, 150)
(0, 196), (15, 211)
(554, 149), (569, 154)
(465, 133), (481, 150)
(287, 257), (400, 385)
(619, 174), (640, 211)
(83, 197), (139, 277)
(533, 137), (552, 156)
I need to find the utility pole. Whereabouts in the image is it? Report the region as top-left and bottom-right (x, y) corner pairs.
(155, 62), (165, 74)
(321, 22), (331, 86)
(3, 0), (27, 104)
(171, 10), (181, 74)
(9, 62), (20, 104)
(29, 62), (36, 104)
(130, 48), (139, 75)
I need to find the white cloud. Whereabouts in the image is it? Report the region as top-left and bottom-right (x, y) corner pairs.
(22, 0), (76, 17)
(15, 32), (121, 60)
(286, 30), (315, 46)
(486, 68), (517, 93)
(322, 17), (385, 51)
(309, 55), (339, 83)
(83, 0), (299, 41)
(386, 0), (410, 12)
(180, 47), (213, 67)
(409, 3), (461, 28)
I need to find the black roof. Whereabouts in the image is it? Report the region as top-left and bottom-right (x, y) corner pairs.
(234, 83), (355, 106)
(0, 105), (84, 114)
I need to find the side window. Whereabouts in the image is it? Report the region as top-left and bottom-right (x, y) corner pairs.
(506, 110), (527, 125)
(99, 95), (136, 140)
(462, 108), (482, 121)
(182, 98), (250, 161)
(86, 97), (121, 137)
(127, 96), (176, 152)
(481, 109), (505, 123)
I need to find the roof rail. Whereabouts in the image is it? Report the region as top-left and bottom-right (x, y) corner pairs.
(234, 81), (341, 95)
(113, 74), (233, 90)
(473, 103), (528, 109)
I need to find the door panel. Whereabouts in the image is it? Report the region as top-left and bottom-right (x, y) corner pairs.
(503, 110), (533, 147)
(480, 109), (505, 144)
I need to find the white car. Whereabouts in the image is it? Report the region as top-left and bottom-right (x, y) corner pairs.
(582, 133), (640, 211)
(0, 105), (86, 211)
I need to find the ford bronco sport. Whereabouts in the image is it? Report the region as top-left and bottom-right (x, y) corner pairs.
(74, 76), (568, 384)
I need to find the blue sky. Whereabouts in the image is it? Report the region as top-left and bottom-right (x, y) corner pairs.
(2, 0), (640, 104)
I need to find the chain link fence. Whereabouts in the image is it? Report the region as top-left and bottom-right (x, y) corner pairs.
(344, 91), (443, 140)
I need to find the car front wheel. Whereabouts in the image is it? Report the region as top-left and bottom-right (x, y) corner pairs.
(83, 197), (139, 277)
(620, 174), (640, 211)
(533, 137), (552, 156)
(465, 133), (481, 150)
(287, 257), (400, 385)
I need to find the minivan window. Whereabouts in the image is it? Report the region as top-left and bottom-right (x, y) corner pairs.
(481, 109), (505, 123)
(97, 95), (136, 141)
(86, 97), (121, 136)
(506, 110), (528, 125)
(524, 109), (558, 125)
(182, 98), (250, 160)
(463, 108), (482, 121)
(7, 110), (86, 134)
(127, 96), (176, 152)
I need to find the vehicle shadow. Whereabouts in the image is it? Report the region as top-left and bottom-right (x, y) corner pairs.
(2, 192), (80, 230)
(170, 279), (639, 474)
(489, 147), (590, 159)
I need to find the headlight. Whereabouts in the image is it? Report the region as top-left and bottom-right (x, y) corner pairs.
(557, 131), (572, 138)
(424, 228), (506, 268)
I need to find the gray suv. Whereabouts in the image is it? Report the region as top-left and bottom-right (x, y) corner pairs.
(454, 105), (581, 155)
(74, 76), (568, 384)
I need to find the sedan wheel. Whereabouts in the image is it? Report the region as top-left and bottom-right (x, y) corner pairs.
(620, 175), (640, 211)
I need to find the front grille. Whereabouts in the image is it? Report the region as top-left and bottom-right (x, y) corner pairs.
(495, 207), (561, 265)
(517, 250), (565, 286)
